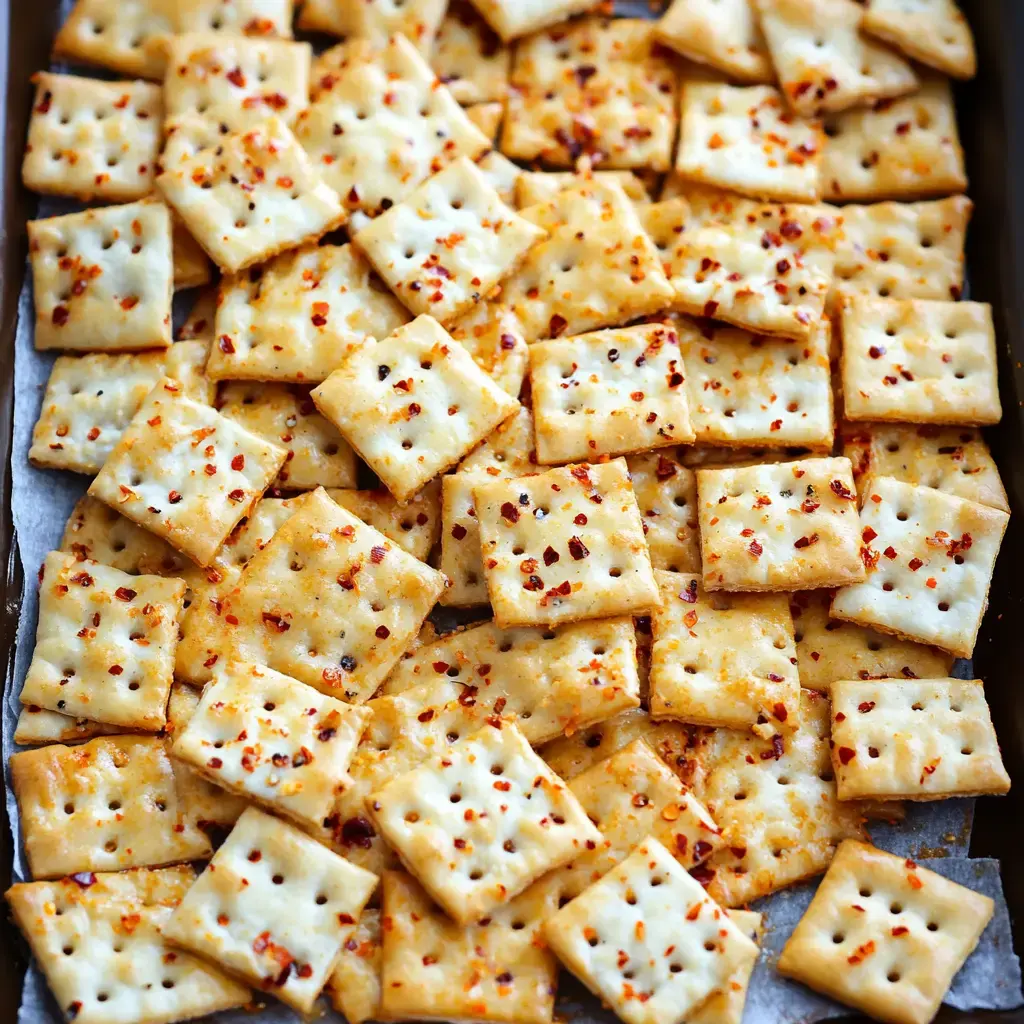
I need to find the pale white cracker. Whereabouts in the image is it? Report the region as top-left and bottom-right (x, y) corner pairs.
(173, 216), (214, 290)
(178, 286), (218, 343)
(9, 735), (213, 879)
(862, 0), (976, 79)
(162, 806), (377, 1012)
(327, 908), (381, 1024)
(89, 377), (286, 567)
(467, 0), (603, 42)
(841, 296), (1001, 425)
(6, 867), (250, 1024)
(176, 0), (295, 38)
(830, 677), (1010, 801)
(328, 482), (441, 563)
(821, 77), (967, 201)
(28, 199), (173, 352)
(293, 33), (492, 216)
(697, 457), (865, 591)
(777, 840), (995, 1024)
(676, 83), (824, 202)
(312, 315), (519, 503)
(172, 660), (371, 828)
(690, 909), (763, 1024)
(13, 705), (120, 747)
(354, 157), (545, 324)
(627, 450), (700, 574)
(449, 300), (530, 397)
(501, 19), (679, 171)
(650, 571), (800, 734)
(544, 837), (758, 1024)
(158, 105), (270, 172)
(831, 477), (1008, 658)
(298, 0), (447, 50)
(367, 720), (601, 923)
(515, 170), (654, 208)
(476, 149), (521, 204)
(434, 2), (511, 104)
(207, 243), (409, 383)
(474, 459), (659, 628)
(23, 73), (163, 202)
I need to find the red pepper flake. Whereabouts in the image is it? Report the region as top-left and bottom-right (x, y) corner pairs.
(794, 534), (819, 548)
(680, 579), (698, 603)
(375, 625), (390, 639)
(231, 454), (245, 471)
(908, 557), (923, 571)
(543, 545), (559, 566)
(837, 747), (856, 765)
(549, 314), (568, 337)
(884, 546), (898, 560)
(451, 523), (467, 540)
(862, 527), (877, 542)
(262, 612), (290, 633)
(926, 577), (937, 589)
(523, 575), (544, 591)
(228, 488), (245, 502)
(772, 701), (788, 721)
(568, 536), (589, 560)
(219, 334), (235, 353)
(830, 479), (855, 500)
(226, 66), (246, 87)
(370, 545), (386, 564)
(748, 539), (763, 557)
(52, 305), (70, 326)
(500, 502), (520, 523)
(574, 513), (588, 525)
(869, 346), (885, 358)
(847, 940), (876, 965)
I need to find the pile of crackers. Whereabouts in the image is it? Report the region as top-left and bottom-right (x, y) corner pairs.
(5, 1), (1014, 1024)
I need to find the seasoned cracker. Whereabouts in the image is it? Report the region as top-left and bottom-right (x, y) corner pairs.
(178, 287), (217, 344)
(466, 101), (504, 139)
(89, 377), (286, 566)
(10, 735), (212, 879)
(530, 323), (695, 464)
(777, 840), (994, 1024)
(434, 2), (511, 105)
(697, 457), (865, 591)
(328, 483), (441, 563)
(354, 157), (545, 324)
(476, 149), (521, 204)
(367, 720), (601, 923)
(14, 704), (120, 746)
(862, 0), (976, 79)
(830, 677), (1010, 800)
(468, 0), (603, 42)
(176, 0), (295, 37)
(328, 908), (382, 1024)
(626, 450), (701, 574)
(449, 301), (530, 397)
(28, 199), (173, 352)
(312, 316), (519, 503)
(691, 909), (763, 1024)
(475, 459), (659, 628)
(163, 806), (377, 1012)
(173, 216), (214, 290)
(833, 477), (1008, 657)
(298, 0), (446, 50)
(6, 868), (250, 1024)
(544, 837), (758, 1024)
(515, 169), (653, 208)
(502, 19), (679, 171)
(159, 105), (270, 172)
(840, 296), (1001, 425)
(676, 83), (824, 201)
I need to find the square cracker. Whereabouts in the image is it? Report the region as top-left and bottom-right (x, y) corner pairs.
(474, 459), (659, 628)
(655, 0), (772, 83)
(23, 73), (163, 202)
(697, 689), (867, 906)
(627, 450), (701, 574)
(777, 840), (994, 1024)
(172, 660), (372, 828)
(89, 377), (287, 567)
(173, 217), (214, 290)
(840, 296), (1001, 425)
(530, 323), (695, 465)
(366, 720), (601, 923)
(328, 908), (382, 1024)
(544, 837), (758, 1024)
(328, 483), (441, 563)
(755, 0), (917, 117)
(176, 0), (295, 38)
(468, 0), (603, 42)
(448, 300), (530, 397)
(298, 0), (447, 50)
(6, 867), (250, 1024)
(515, 169), (654, 208)
(221, 488), (446, 702)
(379, 870), (559, 1024)
(697, 457), (865, 592)
(830, 677), (1010, 801)
(675, 83), (824, 202)
(789, 589), (954, 693)
(862, 0), (976, 80)
(29, 341), (211, 475)
(842, 423), (1008, 512)
(162, 806), (378, 1012)
(53, 0), (176, 79)
(831, 477), (1008, 658)
(14, 705), (119, 747)
(649, 571), (800, 734)
(691, 909), (762, 1024)
(821, 77), (967, 201)
(433, 2), (511, 105)
(354, 157), (545, 324)
(218, 381), (357, 490)
(28, 199), (173, 352)
(381, 617), (641, 745)
(466, 101), (504, 139)
(20, 551), (185, 731)
(312, 315), (520, 503)
(501, 19), (679, 172)
(676, 315), (834, 449)
(9, 735), (213, 879)
(207, 243), (409, 383)
(293, 34), (492, 216)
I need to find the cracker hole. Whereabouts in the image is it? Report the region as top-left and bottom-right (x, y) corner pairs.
(104, 839), (118, 852)
(450, 793), (462, 803)
(938, 601), (949, 612)
(962, 747), (973, 755)
(609, 567), (622, 578)
(272, 874), (284, 885)
(928, 921), (939, 931)
(887, 972), (901, 984)
(733, 791), (747, 800)
(890, 902), (902, 914)
(469, 869), (483, 881)
(859, 887), (872, 898)
(316, 895), (328, 905)
(63, 946), (73, 956)
(832, 932), (844, 944)
(64, 803), (74, 815)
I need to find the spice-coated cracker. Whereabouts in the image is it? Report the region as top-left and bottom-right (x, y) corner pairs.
(178, 286), (217, 342)
(157, 117), (345, 274)
(177, 0), (295, 38)
(328, 483), (442, 563)
(162, 806), (378, 1013)
(515, 169), (654, 208)
(862, 0), (976, 79)
(312, 316), (519, 503)
(89, 377), (287, 567)
(477, 149), (521, 203)
(5, 867), (251, 1024)
(544, 837), (759, 1024)
(298, 0), (446, 50)
(626, 450), (701, 574)
(13, 705), (119, 747)
(328, 908), (381, 1024)
(20, 552), (184, 731)
(367, 720), (601, 923)
(841, 296), (1001, 425)
(28, 199), (173, 352)
(158, 105), (270, 173)
(691, 909), (763, 1024)
(777, 840), (994, 1024)
(676, 83), (824, 201)
(830, 677), (1010, 801)
(208, 243), (409, 383)
(831, 476), (1008, 658)
(354, 157), (545, 324)
(433, 2), (511, 105)
(697, 457), (865, 591)
(502, 19), (679, 171)
(468, 0), (604, 43)
(449, 301), (530, 396)
(475, 459), (659, 628)
(10, 735), (213, 879)
(466, 101), (504, 139)
(173, 217), (214, 291)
